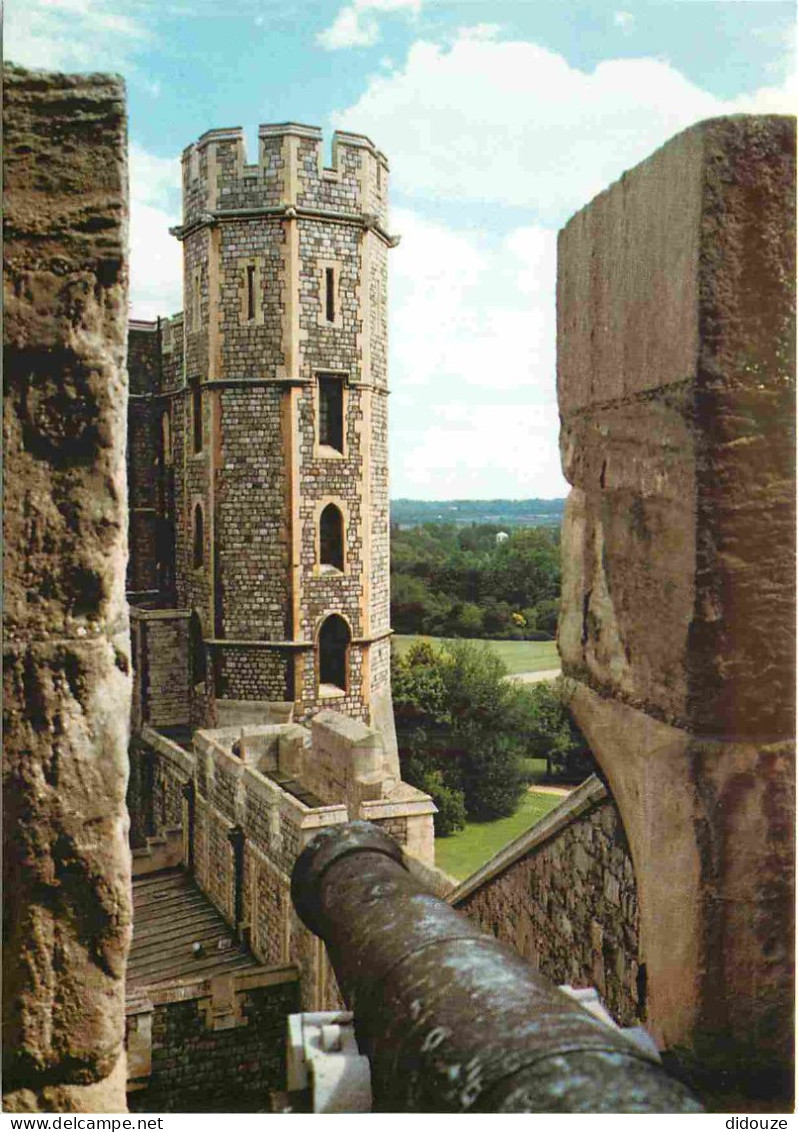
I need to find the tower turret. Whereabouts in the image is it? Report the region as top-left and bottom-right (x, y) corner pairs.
(166, 123), (397, 740)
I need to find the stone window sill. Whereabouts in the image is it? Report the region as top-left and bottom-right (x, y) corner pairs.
(317, 444), (345, 460)
(319, 683), (345, 700)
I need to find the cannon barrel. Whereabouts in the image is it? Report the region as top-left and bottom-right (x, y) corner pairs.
(290, 821), (701, 1113)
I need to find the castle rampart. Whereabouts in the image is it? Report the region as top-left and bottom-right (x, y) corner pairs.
(129, 711), (435, 1017)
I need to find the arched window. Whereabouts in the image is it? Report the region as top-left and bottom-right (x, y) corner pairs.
(189, 611), (206, 690)
(192, 503), (204, 569)
(318, 614), (350, 692)
(319, 503), (344, 572)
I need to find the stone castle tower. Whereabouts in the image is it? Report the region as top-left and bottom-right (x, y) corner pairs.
(127, 123), (398, 740)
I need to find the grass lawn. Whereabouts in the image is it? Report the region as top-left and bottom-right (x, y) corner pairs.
(522, 756), (549, 785)
(434, 790), (564, 881)
(392, 634), (559, 675)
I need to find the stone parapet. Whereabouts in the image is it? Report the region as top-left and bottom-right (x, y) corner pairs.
(180, 123), (389, 231)
(451, 776), (607, 903)
(452, 777), (641, 1028)
(558, 115), (795, 739)
(135, 712), (434, 1013)
(125, 965), (299, 1111)
(557, 114), (795, 1099)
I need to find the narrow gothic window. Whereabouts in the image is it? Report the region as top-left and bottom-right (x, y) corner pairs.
(190, 611), (206, 689)
(161, 412), (172, 467)
(319, 614), (350, 691)
(325, 267), (335, 323)
(319, 504), (344, 572)
(193, 504), (204, 569)
(318, 375), (343, 452)
(246, 264), (256, 321)
(193, 272), (201, 330)
(192, 382), (202, 453)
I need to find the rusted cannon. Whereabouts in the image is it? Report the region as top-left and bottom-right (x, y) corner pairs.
(291, 821), (701, 1113)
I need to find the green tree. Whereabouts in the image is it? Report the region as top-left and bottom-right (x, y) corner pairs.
(391, 521), (562, 641)
(511, 678), (595, 781)
(449, 601), (484, 637)
(393, 639), (526, 824)
(535, 597), (560, 638)
(393, 644), (596, 836)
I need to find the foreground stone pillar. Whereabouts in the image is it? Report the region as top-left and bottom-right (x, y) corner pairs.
(3, 66), (132, 1112)
(557, 115), (795, 1100)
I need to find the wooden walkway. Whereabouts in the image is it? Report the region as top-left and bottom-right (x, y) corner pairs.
(128, 868), (260, 989)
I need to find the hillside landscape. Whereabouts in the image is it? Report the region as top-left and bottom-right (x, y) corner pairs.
(391, 498), (566, 528)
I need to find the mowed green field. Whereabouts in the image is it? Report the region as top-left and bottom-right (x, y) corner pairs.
(392, 635), (559, 675)
(435, 791), (565, 881)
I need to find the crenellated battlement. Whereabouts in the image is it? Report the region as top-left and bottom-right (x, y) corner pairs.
(180, 122), (390, 229)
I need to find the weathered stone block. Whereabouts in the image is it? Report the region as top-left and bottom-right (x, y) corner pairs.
(558, 114), (795, 1098)
(3, 65), (131, 1111)
(558, 115), (796, 739)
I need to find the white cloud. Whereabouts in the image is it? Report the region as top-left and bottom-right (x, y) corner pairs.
(5, 0), (151, 73)
(319, 6), (379, 49)
(391, 209), (557, 396)
(128, 146), (183, 320)
(376, 30), (795, 497)
(457, 23), (502, 42)
(129, 144), (181, 208)
(333, 29), (797, 222)
(129, 201), (183, 320)
(392, 403), (566, 498)
(389, 208), (566, 497)
(733, 70), (798, 114)
(317, 0), (421, 51)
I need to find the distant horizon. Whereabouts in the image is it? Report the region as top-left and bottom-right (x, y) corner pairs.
(389, 498), (566, 526)
(390, 494), (567, 502)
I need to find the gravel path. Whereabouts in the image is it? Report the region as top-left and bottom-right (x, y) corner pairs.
(507, 668), (562, 684)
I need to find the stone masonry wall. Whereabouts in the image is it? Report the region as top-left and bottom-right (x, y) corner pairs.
(212, 646), (292, 706)
(127, 974), (299, 1113)
(130, 609), (190, 730)
(127, 729), (192, 851)
(127, 324), (159, 597)
(557, 115), (795, 1098)
(218, 217), (285, 377)
(3, 65), (132, 1112)
(216, 385), (290, 640)
(454, 779), (641, 1028)
(191, 729), (347, 1012)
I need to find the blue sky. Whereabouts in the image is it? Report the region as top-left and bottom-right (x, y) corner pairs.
(7, 0), (795, 499)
